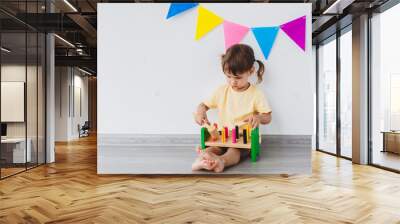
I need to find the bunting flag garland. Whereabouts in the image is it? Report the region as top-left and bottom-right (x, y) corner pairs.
(251, 27), (279, 60)
(195, 6), (224, 40)
(223, 20), (249, 50)
(280, 15), (306, 51)
(167, 3), (306, 60)
(166, 3), (199, 19)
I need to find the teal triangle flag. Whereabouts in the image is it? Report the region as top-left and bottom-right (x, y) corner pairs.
(251, 27), (279, 60)
(166, 3), (199, 19)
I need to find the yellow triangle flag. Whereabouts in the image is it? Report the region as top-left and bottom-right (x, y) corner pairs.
(195, 6), (224, 40)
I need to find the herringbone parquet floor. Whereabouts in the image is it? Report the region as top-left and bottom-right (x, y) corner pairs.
(1, 135), (400, 224)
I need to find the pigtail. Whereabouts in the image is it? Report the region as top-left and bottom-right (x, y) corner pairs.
(255, 60), (265, 84)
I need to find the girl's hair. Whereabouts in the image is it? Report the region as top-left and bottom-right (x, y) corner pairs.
(221, 44), (265, 84)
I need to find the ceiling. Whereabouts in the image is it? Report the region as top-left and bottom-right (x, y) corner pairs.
(0, 0), (393, 75)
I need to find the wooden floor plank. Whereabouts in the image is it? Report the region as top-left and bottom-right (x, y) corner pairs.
(0, 135), (400, 223)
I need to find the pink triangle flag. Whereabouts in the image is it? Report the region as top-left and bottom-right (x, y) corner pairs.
(280, 16), (306, 51)
(223, 21), (249, 50)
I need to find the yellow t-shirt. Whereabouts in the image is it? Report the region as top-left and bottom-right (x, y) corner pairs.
(203, 84), (272, 129)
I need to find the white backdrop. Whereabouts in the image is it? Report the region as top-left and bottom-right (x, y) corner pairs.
(98, 3), (313, 135)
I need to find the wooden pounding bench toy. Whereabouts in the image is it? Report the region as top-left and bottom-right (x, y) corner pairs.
(200, 123), (261, 162)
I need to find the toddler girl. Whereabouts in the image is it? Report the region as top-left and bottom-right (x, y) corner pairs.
(192, 44), (272, 173)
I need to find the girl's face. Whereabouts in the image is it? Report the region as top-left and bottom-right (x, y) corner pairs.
(224, 66), (254, 91)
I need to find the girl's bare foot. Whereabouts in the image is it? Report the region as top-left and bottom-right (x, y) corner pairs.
(203, 159), (216, 170)
(192, 157), (215, 171)
(201, 152), (224, 173)
(192, 147), (216, 171)
(212, 156), (225, 173)
(193, 146), (224, 172)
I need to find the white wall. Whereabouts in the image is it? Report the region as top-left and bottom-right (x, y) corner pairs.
(55, 67), (69, 141)
(55, 67), (89, 141)
(72, 73), (89, 138)
(98, 3), (313, 135)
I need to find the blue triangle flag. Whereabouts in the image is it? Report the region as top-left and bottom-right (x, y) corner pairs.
(251, 27), (279, 60)
(166, 3), (199, 19)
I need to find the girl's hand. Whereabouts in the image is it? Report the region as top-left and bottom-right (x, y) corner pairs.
(244, 114), (261, 128)
(194, 112), (210, 126)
